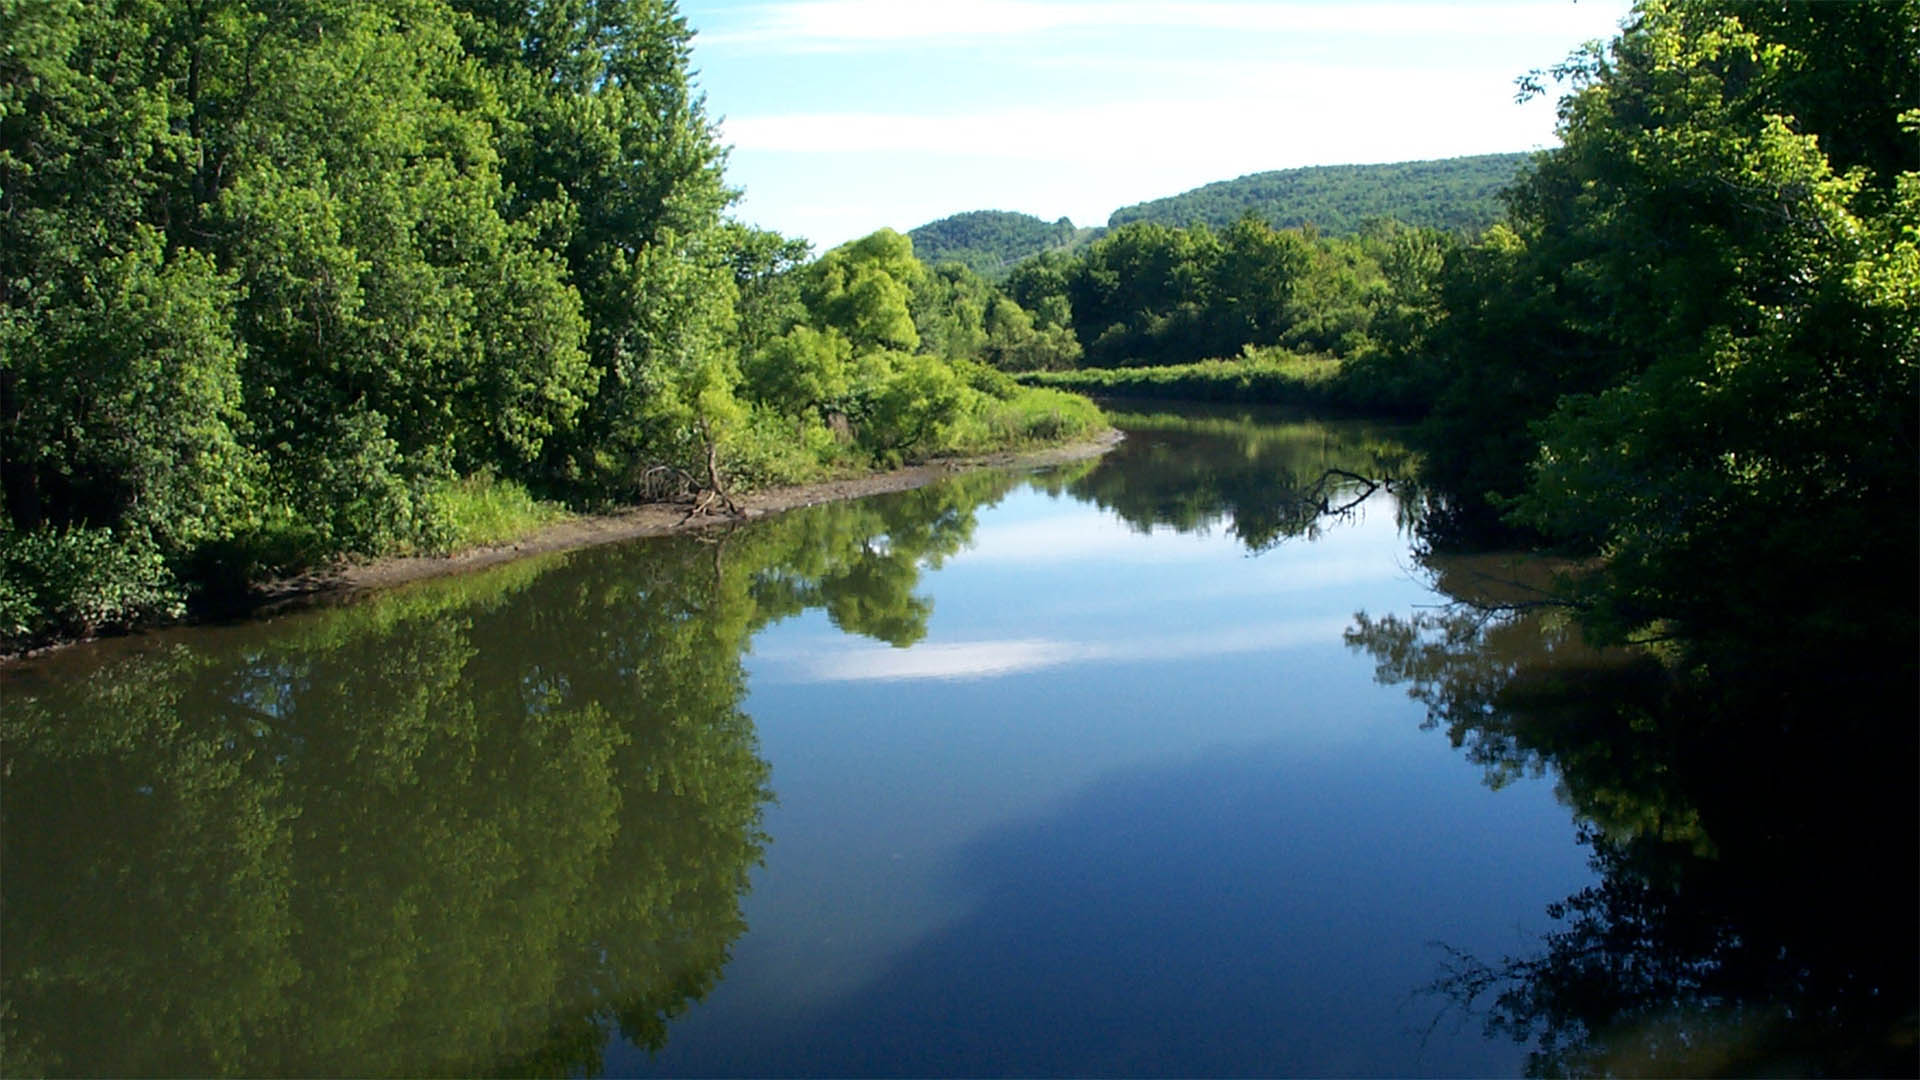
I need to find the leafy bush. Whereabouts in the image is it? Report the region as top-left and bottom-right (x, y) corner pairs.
(0, 526), (186, 648)
(284, 408), (449, 557)
(959, 387), (1108, 449)
(721, 407), (839, 491)
(860, 353), (968, 458)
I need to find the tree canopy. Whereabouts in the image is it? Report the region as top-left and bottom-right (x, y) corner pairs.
(999, 217), (1426, 371)
(0, 2), (1104, 649)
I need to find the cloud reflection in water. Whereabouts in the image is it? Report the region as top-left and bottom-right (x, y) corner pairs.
(763, 617), (1353, 683)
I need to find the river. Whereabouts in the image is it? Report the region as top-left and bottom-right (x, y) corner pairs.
(3, 404), (1911, 1077)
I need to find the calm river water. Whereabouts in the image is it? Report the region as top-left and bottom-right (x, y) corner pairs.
(5, 405), (1910, 1077)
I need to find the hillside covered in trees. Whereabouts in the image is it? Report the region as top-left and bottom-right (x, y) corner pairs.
(906, 152), (1531, 282)
(1108, 153), (1531, 235)
(906, 211), (1094, 279)
(908, 153), (1528, 277)
(0, 0), (1100, 651)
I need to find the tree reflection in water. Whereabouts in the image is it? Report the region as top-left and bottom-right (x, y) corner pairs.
(0, 472), (1016, 1078)
(1349, 553), (1919, 1077)
(1067, 406), (1418, 552)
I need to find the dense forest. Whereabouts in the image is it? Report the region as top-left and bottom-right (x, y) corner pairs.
(1108, 153), (1531, 235)
(0, 0), (1100, 650)
(1396, 0), (1917, 702)
(998, 216), (1445, 372)
(906, 210), (1093, 280)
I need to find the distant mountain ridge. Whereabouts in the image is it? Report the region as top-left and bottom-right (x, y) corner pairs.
(1107, 153), (1532, 235)
(905, 153), (1534, 275)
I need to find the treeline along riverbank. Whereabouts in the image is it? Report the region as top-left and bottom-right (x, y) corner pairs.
(6, 0), (1914, 706)
(0, 0), (1104, 652)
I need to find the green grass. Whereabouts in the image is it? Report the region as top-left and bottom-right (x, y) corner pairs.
(954, 386), (1110, 451)
(1017, 350), (1344, 406)
(423, 473), (573, 553)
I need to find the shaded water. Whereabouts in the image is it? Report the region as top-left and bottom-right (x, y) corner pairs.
(5, 405), (1912, 1077)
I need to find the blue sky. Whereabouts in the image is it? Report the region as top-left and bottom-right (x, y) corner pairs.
(678, 0), (1636, 250)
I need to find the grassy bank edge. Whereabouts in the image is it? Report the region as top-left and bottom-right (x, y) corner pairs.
(1016, 353), (1417, 415)
(1, 413), (1119, 661)
(1020, 355), (1340, 405)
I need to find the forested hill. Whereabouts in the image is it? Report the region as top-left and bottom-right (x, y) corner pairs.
(1107, 153), (1532, 235)
(913, 153), (1531, 273)
(907, 211), (1095, 278)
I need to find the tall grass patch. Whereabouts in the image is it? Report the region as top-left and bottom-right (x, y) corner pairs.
(1020, 349), (1343, 406)
(963, 387), (1108, 448)
(423, 474), (573, 554)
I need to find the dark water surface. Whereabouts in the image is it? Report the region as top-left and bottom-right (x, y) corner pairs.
(5, 405), (1910, 1077)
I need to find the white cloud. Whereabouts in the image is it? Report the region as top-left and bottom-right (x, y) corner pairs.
(706, 0), (1623, 51)
(694, 0), (1634, 247)
(805, 638), (1096, 680)
(716, 59), (1556, 166)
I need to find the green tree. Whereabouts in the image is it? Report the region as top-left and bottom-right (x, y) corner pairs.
(1414, 0), (1918, 547)
(744, 324), (855, 419)
(1332, 222), (1457, 412)
(911, 261), (993, 361)
(860, 351), (965, 455)
(1067, 222), (1224, 366)
(1208, 216), (1313, 353)
(2, 0), (612, 563)
(800, 229), (926, 353)
(1492, 1), (1920, 685)
(443, 0), (736, 498)
(1, 233), (254, 552)
(980, 294), (1081, 371)
(1003, 249), (1079, 332)
(0, 2), (259, 550)
(722, 222), (812, 363)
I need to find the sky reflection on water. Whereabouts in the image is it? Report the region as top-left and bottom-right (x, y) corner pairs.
(2, 408), (1600, 1078)
(614, 430), (1593, 1078)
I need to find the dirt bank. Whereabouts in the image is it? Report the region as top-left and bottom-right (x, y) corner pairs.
(255, 429), (1124, 607)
